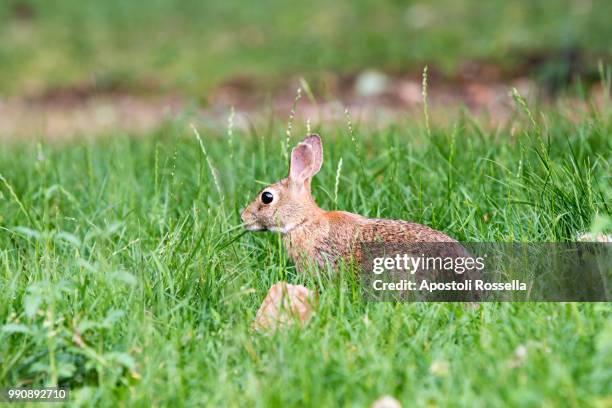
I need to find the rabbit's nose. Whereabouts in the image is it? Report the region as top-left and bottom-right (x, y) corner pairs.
(240, 207), (248, 222)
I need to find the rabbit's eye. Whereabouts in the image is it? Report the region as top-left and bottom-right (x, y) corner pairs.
(261, 191), (274, 204)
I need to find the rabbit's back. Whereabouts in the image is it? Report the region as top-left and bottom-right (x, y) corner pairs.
(359, 218), (456, 244)
(285, 212), (457, 271)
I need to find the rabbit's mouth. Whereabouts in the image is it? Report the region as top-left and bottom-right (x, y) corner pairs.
(244, 221), (266, 232)
(241, 207), (267, 231)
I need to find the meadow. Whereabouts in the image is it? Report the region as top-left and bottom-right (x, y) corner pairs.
(1, 90), (611, 406)
(1, 0), (612, 406)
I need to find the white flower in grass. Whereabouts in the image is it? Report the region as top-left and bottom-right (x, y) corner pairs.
(429, 359), (450, 377)
(510, 344), (528, 368)
(576, 232), (612, 242)
(371, 395), (402, 408)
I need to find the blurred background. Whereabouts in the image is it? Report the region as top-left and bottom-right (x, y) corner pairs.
(1, 0), (611, 138)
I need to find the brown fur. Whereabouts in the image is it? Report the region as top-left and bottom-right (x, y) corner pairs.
(241, 134), (457, 272)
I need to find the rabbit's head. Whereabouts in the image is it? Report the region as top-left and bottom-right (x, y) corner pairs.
(241, 135), (323, 233)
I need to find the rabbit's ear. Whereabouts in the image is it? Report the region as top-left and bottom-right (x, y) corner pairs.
(302, 134), (323, 175)
(289, 135), (324, 185)
(289, 143), (314, 185)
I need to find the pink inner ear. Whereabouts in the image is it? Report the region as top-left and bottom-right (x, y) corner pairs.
(303, 135), (323, 173)
(290, 143), (313, 183)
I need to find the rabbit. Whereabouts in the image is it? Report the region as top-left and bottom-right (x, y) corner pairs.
(240, 134), (470, 276)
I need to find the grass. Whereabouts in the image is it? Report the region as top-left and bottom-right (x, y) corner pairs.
(1, 0), (612, 96)
(0, 94), (611, 406)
